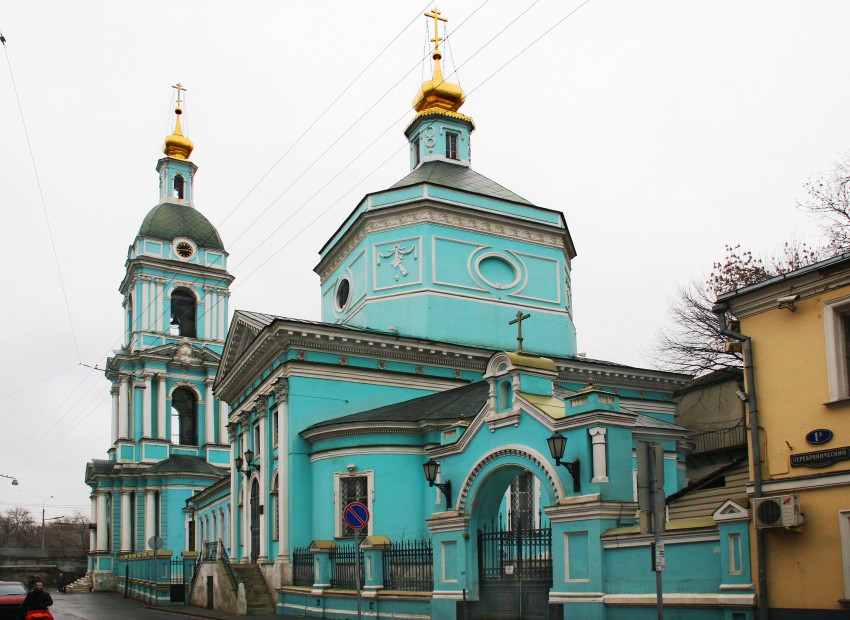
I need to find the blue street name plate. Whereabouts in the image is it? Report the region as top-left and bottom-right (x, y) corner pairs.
(790, 446), (850, 468)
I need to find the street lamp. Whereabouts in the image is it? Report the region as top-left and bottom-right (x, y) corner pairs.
(0, 474), (19, 486)
(422, 459), (452, 509)
(546, 431), (581, 493)
(233, 449), (258, 479)
(41, 496), (54, 550)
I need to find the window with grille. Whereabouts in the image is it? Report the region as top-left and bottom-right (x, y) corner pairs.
(510, 471), (535, 530)
(339, 476), (369, 538)
(446, 132), (458, 160)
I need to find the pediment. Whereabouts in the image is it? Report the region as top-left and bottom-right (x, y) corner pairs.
(218, 311), (276, 380)
(713, 499), (749, 523)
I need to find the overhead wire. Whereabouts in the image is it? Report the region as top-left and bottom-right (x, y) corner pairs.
(1, 27), (81, 363)
(6, 0), (596, 469)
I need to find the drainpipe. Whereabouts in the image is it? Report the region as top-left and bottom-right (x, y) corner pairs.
(712, 302), (768, 620)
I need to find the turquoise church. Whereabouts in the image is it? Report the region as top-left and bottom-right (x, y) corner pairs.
(86, 13), (756, 620)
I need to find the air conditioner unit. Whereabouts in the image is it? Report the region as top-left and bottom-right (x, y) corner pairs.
(754, 495), (804, 529)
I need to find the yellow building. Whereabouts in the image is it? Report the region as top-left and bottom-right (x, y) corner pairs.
(715, 252), (850, 620)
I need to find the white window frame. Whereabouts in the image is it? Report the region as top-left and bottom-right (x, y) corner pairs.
(728, 533), (743, 576)
(334, 470), (374, 538)
(839, 509), (850, 601)
(824, 295), (850, 402)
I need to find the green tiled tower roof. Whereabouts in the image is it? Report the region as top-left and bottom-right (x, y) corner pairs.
(138, 202), (224, 250)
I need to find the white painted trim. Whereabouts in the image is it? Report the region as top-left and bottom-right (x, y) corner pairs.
(334, 470), (374, 538)
(373, 236), (423, 292)
(839, 509), (850, 600)
(604, 593), (755, 606)
(310, 446), (424, 462)
(602, 531), (718, 549)
(752, 471), (850, 494)
(549, 592), (605, 603)
(824, 295), (850, 401)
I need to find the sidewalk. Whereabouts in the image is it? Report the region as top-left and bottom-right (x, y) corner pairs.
(149, 603), (300, 620)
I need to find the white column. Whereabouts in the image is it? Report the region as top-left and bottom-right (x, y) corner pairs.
(155, 278), (164, 332)
(241, 427), (250, 561)
(144, 490), (156, 548)
(219, 290), (228, 340)
(275, 379), (289, 559)
(219, 401), (228, 446)
(590, 427), (609, 483)
(96, 492), (109, 551)
(258, 400), (269, 562)
(141, 276), (149, 331)
(229, 427), (237, 556)
(203, 286), (212, 340)
(120, 491), (132, 552)
(111, 385), (119, 444)
(89, 496), (97, 552)
(157, 374), (167, 440)
(142, 373), (153, 438)
(205, 378), (215, 445)
(118, 377), (129, 439)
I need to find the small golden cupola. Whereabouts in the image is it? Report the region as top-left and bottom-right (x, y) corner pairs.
(412, 8), (467, 115)
(163, 82), (194, 160)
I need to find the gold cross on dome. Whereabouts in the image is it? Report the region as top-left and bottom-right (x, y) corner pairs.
(172, 82), (186, 107)
(425, 7), (447, 53)
(509, 311), (531, 353)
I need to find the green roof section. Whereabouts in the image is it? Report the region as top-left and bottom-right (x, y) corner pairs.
(391, 160), (533, 206)
(305, 380), (489, 431)
(145, 454), (225, 476)
(138, 202), (225, 250)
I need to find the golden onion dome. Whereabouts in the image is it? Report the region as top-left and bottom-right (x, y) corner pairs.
(413, 50), (466, 113)
(163, 106), (194, 160)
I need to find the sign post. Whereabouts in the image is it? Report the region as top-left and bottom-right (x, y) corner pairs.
(342, 502), (370, 620)
(148, 535), (164, 604)
(637, 442), (664, 620)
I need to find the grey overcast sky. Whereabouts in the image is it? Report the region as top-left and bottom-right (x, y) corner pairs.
(1, 1), (848, 519)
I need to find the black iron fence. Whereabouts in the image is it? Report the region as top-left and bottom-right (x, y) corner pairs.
(330, 544), (363, 590)
(383, 539), (433, 591)
(292, 546), (314, 587)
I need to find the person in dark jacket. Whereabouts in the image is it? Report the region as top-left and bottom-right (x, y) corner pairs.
(21, 581), (53, 614)
(56, 574), (64, 593)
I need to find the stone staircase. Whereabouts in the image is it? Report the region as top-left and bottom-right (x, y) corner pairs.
(65, 572), (92, 593)
(231, 564), (275, 615)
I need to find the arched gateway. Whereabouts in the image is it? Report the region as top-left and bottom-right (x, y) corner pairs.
(459, 449), (563, 620)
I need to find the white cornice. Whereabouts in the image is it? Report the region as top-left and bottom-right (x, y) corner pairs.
(719, 258), (850, 318)
(316, 202), (568, 282)
(309, 446), (424, 462)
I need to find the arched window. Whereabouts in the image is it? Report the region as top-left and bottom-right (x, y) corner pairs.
(270, 471), (279, 542)
(173, 174), (185, 199)
(499, 380), (512, 411)
(171, 387), (198, 445)
(126, 294), (134, 342)
(170, 288), (197, 338)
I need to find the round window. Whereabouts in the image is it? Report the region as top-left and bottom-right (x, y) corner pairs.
(335, 278), (351, 310)
(475, 253), (521, 290)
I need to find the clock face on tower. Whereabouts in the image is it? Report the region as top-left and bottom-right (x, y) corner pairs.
(175, 240), (195, 259)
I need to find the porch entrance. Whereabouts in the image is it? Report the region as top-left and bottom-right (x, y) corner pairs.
(477, 514), (552, 620)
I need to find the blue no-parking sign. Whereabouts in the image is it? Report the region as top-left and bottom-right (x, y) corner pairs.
(343, 501), (370, 531)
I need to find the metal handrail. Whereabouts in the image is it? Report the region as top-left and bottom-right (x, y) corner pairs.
(690, 420), (746, 454)
(218, 539), (239, 592)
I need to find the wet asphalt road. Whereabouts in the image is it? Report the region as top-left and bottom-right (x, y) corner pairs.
(49, 591), (195, 620)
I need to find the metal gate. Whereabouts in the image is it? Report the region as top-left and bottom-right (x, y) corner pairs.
(250, 479), (260, 563)
(477, 515), (552, 620)
(169, 558), (190, 603)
